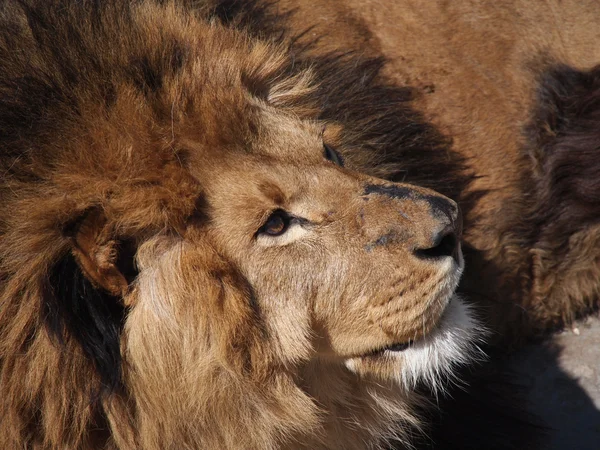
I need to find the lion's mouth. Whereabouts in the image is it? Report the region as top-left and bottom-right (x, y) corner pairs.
(365, 297), (455, 357)
(367, 340), (413, 356)
(384, 341), (412, 352)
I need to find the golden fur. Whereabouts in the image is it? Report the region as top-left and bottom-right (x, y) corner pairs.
(0, 1), (479, 448)
(2, 0), (600, 449)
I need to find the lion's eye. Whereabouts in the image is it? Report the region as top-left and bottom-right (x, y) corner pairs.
(258, 209), (291, 236)
(323, 143), (344, 167)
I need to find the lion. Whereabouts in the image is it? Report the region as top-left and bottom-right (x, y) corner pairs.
(1, 0), (599, 449)
(0, 1), (480, 449)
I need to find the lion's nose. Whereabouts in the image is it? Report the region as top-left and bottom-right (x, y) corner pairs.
(362, 183), (462, 261)
(414, 224), (459, 260)
(414, 199), (462, 262)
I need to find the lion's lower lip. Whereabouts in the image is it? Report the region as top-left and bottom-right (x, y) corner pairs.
(383, 341), (412, 352)
(366, 340), (413, 356)
(384, 341), (412, 352)
(362, 294), (457, 358)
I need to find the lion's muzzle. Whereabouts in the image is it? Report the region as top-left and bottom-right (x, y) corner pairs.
(362, 182), (462, 264)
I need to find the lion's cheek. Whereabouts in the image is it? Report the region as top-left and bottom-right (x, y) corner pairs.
(308, 259), (453, 358)
(345, 297), (483, 392)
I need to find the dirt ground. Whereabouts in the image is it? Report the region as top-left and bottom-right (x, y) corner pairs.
(507, 314), (600, 449)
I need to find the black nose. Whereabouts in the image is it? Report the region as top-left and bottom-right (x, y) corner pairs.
(415, 201), (462, 261)
(414, 225), (459, 260)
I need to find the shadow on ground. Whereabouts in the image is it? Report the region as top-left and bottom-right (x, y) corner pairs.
(414, 316), (600, 449)
(507, 318), (600, 450)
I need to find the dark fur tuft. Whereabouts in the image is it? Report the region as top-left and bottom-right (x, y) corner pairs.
(510, 63), (600, 328)
(209, 0), (286, 37)
(526, 64), (600, 248)
(44, 252), (126, 393)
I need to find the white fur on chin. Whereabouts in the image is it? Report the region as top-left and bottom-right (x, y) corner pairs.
(393, 297), (485, 394)
(346, 297), (485, 395)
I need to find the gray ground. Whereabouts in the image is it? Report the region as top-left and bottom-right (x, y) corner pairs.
(507, 314), (600, 450)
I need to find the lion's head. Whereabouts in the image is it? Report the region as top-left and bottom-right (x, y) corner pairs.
(0, 1), (480, 449)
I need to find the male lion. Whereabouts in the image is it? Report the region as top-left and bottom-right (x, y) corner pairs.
(1, 1), (599, 449)
(0, 1), (479, 448)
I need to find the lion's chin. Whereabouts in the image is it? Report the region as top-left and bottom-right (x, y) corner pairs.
(345, 296), (484, 394)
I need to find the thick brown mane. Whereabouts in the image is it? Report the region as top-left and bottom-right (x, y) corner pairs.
(0, 1), (480, 448)
(2, 1), (600, 449)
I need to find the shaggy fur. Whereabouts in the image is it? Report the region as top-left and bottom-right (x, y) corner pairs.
(0, 1), (481, 449)
(523, 64), (600, 329)
(2, 0), (600, 449)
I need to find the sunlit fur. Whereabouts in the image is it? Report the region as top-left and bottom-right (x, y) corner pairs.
(0, 1), (481, 449)
(347, 298), (484, 397)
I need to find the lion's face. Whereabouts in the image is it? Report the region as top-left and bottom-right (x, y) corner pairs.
(118, 95), (470, 394)
(204, 121), (462, 354)
(0, 5), (480, 447)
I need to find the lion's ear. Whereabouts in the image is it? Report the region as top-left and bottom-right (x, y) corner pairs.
(69, 209), (134, 298)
